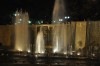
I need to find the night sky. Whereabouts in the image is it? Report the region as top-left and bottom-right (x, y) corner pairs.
(0, 0), (100, 24)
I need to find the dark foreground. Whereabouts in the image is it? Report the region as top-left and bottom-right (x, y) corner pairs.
(0, 56), (100, 66)
(0, 50), (100, 66)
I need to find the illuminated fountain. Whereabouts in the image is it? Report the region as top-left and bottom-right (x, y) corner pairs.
(52, 0), (68, 55)
(52, 24), (67, 54)
(34, 0), (74, 57)
(52, 0), (66, 24)
(35, 27), (45, 54)
(14, 11), (30, 52)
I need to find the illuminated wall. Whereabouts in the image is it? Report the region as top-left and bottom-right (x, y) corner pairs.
(88, 21), (100, 46)
(0, 21), (99, 50)
(0, 25), (14, 47)
(75, 22), (87, 50)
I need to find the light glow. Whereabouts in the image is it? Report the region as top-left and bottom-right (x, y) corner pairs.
(14, 14), (17, 16)
(28, 21), (31, 24)
(64, 52), (67, 54)
(59, 19), (63, 21)
(68, 16), (70, 19)
(65, 16), (67, 19)
(77, 52), (81, 56)
(19, 19), (22, 21)
(18, 49), (22, 51)
(28, 50), (31, 53)
(92, 53), (95, 57)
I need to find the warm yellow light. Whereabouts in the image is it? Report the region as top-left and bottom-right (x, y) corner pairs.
(64, 52), (67, 54)
(27, 50), (31, 53)
(41, 51), (45, 54)
(77, 52), (81, 56)
(18, 49), (22, 51)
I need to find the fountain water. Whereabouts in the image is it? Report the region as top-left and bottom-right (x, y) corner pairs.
(52, 24), (67, 54)
(14, 11), (30, 52)
(35, 27), (45, 54)
(52, 0), (68, 54)
(52, 0), (66, 24)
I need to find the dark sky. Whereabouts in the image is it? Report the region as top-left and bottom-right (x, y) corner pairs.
(0, 0), (100, 24)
